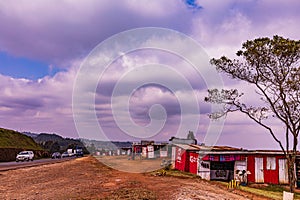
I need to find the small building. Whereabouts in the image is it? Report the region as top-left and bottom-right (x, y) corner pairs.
(246, 150), (288, 184)
(197, 145), (247, 181)
(169, 136), (197, 158)
(171, 144), (290, 185)
(132, 140), (168, 159)
(172, 144), (199, 174)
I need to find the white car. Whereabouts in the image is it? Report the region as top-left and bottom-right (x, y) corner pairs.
(16, 151), (34, 162)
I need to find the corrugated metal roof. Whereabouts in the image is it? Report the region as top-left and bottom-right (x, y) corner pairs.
(247, 150), (287, 155)
(169, 138), (196, 145)
(211, 146), (243, 151)
(190, 144), (244, 151)
(199, 151), (248, 155)
(202, 150), (294, 155)
(173, 144), (200, 151)
(173, 144), (297, 155)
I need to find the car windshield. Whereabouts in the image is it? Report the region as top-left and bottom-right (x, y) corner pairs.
(19, 152), (29, 155)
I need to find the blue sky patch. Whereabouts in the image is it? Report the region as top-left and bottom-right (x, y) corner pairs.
(183, 0), (203, 10)
(0, 51), (61, 79)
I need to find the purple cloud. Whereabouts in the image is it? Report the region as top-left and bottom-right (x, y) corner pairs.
(0, 0), (198, 67)
(0, 0), (299, 149)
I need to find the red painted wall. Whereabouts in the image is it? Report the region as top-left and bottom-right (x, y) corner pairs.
(188, 152), (198, 174)
(247, 154), (285, 184)
(175, 147), (186, 172)
(174, 147), (198, 174)
(261, 155), (278, 184)
(247, 155), (255, 183)
(185, 153), (190, 172)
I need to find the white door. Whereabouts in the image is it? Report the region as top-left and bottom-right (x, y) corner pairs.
(279, 159), (289, 184)
(198, 160), (210, 180)
(255, 157), (264, 183)
(171, 147), (176, 166)
(234, 161), (247, 182)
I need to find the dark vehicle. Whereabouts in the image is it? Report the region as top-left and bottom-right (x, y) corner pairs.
(74, 147), (84, 157)
(51, 152), (61, 159)
(61, 152), (69, 158)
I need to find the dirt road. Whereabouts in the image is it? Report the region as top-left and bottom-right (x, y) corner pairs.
(0, 157), (75, 171)
(0, 156), (270, 200)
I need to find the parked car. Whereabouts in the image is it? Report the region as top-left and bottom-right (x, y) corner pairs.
(61, 152), (69, 158)
(74, 147), (84, 157)
(51, 152), (61, 159)
(67, 149), (74, 157)
(16, 151), (34, 162)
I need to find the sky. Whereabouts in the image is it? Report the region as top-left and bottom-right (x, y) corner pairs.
(0, 0), (299, 149)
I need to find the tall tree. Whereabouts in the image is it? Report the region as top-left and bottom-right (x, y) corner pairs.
(205, 35), (300, 192)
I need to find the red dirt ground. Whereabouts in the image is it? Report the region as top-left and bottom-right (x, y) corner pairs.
(0, 156), (271, 200)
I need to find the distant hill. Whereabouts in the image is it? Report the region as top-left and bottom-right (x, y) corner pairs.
(34, 133), (64, 143)
(81, 139), (132, 151)
(0, 128), (47, 162)
(21, 131), (39, 138)
(0, 128), (42, 150)
(33, 133), (88, 154)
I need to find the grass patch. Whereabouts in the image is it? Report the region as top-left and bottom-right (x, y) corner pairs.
(240, 185), (284, 200)
(246, 184), (300, 200)
(151, 168), (200, 179)
(215, 181), (300, 200)
(152, 168), (300, 199)
(0, 128), (42, 150)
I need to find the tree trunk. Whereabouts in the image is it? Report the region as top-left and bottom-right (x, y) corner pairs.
(288, 156), (296, 193)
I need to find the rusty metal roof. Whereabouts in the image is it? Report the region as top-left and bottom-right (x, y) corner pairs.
(190, 144), (244, 151)
(173, 144), (297, 155)
(173, 144), (200, 151)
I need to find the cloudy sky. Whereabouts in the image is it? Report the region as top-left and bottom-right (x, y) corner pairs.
(0, 0), (299, 149)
